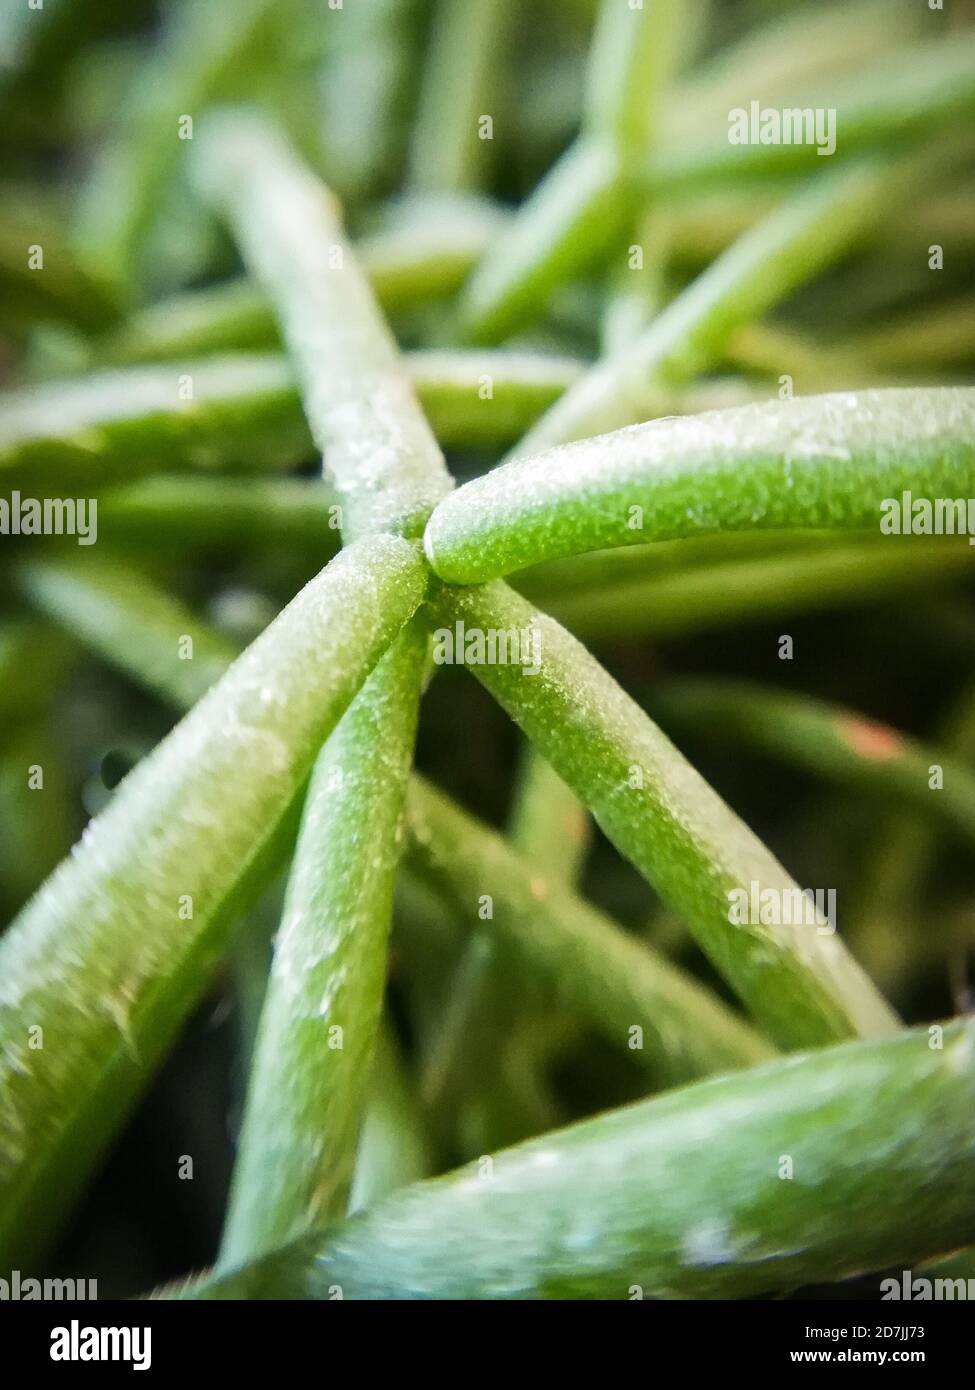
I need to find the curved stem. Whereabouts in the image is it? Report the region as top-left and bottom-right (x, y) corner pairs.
(0, 534), (427, 1268)
(506, 159), (901, 454)
(178, 1019), (975, 1300)
(218, 623), (427, 1267)
(434, 580), (898, 1048)
(424, 387), (975, 584)
(406, 775), (772, 1084)
(192, 110), (452, 540)
(652, 678), (975, 851)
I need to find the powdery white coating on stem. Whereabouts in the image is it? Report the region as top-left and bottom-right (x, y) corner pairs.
(406, 776), (773, 1083)
(505, 160), (893, 455)
(0, 354), (309, 490)
(192, 111), (453, 541)
(0, 347), (587, 494)
(424, 387), (975, 583)
(435, 581), (898, 1048)
(96, 194), (510, 365)
(406, 348), (584, 395)
(0, 534), (428, 1268)
(219, 623), (427, 1267)
(185, 1020), (975, 1299)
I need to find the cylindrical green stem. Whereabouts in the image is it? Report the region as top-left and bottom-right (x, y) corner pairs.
(75, 0), (281, 289)
(418, 745), (593, 1149)
(0, 349), (584, 494)
(433, 581), (898, 1048)
(17, 555), (239, 710)
(0, 355), (311, 494)
(424, 388), (975, 584)
(94, 475), (338, 554)
(458, 137), (627, 345)
(317, 0), (423, 200)
(666, 0), (923, 148)
(526, 536), (975, 641)
(219, 623), (427, 1269)
(508, 159), (901, 453)
(179, 1019), (975, 1300)
(406, 776), (772, 1083)
(584, 0), (683, 159)
(407, 0), (512, 193)
(509, 746), (590, 880)
(197, 112), (451, 1270)
(93, 196), (509, 365)
(652, 679), (975, 851)
(646, 34), (975, 193)
(348, 1022), (433, 1216)
(0, 534), (427, 1268)
(457, 0), (684, 344)
(192, 110), (452, 540)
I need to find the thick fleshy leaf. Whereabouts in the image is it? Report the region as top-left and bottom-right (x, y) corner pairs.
(193, 110), (453, 540)
(508, 160), (902, 454)
(178, 1019), (975, 1300)
(94, 196), (510, 364)
(652, 679), (975, 850)
(434, 580), (898, 1047)
(405, 775), (773, 1082)
(218, 624), (427, 1268)
(425, 388), (975, 583)
(0, 534), (428, 1267)
(0, 350), (583, 495)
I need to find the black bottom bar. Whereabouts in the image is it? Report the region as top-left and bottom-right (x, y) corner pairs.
(0, 1297), (965, 1375)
